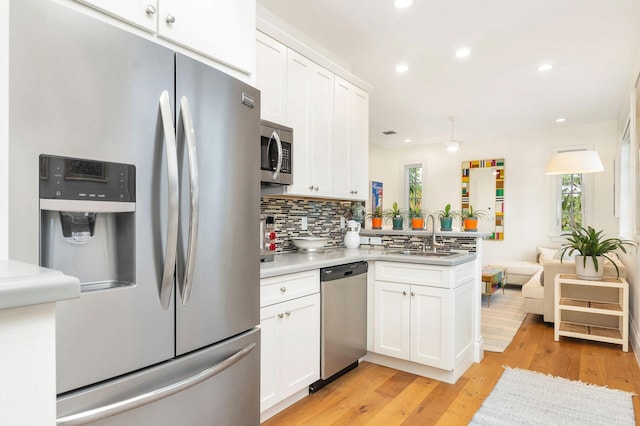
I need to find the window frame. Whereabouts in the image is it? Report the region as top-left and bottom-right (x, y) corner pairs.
(403, 161), (426, 215)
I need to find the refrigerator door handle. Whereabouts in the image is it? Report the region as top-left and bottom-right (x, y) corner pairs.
(158, 90), (179, 310)
(56, 342), (256, 425)
(177, 96), (200, 306)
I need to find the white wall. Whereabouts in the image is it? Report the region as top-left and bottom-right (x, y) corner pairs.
(370, 121), (619, 265)
(0, 0), (8, 261)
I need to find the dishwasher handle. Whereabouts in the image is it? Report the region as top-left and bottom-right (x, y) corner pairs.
(320, 261), (368, 282)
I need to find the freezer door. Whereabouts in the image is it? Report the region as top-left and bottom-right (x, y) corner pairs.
(10, 0), (175, 393)
(175, 54), (261, 355)
(57, 328), (260, 426)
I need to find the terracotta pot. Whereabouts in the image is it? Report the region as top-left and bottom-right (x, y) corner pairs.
(575, 255), (605, 280)
(411, 217), (424, 230)
(371, 217), (383, 229)
(463, 218), (478, 231)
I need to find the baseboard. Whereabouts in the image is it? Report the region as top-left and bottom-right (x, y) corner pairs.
(629, 315), (640, 367)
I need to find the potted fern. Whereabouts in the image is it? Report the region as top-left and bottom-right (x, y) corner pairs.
(559, 226), (637, 280)
(461, 205), (487, 232)
(383, 202), (406, 230)
(434, 203), (460, 231)
(367, 206), (384, 229)
(409, 206), (425, 230)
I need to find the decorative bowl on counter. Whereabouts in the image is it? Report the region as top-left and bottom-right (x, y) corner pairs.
(290, 237), (330, 252)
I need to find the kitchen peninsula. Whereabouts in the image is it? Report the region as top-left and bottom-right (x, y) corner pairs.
(259, 230), (488, 421)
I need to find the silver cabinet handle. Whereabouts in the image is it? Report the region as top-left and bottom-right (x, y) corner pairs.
(158, 91), (179, 311)
(309, 185), (314, 190)
(314, 186), (319, 191)
(411, 291), (415, 296)
(278, 313), (284, 319)
(166, 14), (176, 24)
(279, 287), (286, 293)
(285, 311), (291, 317)
(177, 96), (199, 306)
(57, 343), (256, 425)
(145, 4), (156, 15)
(402, 291), (407, 296)
(268, 130), (283, 180)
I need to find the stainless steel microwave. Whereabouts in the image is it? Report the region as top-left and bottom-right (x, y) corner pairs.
(260, 120), (293, 186)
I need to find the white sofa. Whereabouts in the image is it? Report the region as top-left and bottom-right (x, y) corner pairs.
(522, 257), (626, 323)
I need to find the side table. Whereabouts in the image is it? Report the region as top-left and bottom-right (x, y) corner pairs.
(482, 266), (507, 308)
(554, 273), (628, 351)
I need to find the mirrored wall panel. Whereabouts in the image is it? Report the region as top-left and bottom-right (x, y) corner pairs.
(462, 159), (504, 240)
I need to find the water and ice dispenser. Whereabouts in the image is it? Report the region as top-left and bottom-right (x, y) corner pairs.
(39, 155), (136, 292)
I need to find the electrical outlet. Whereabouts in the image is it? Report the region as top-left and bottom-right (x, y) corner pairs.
(359, 236), (370, 245)
(370, 237), (383, 245)
(301, 216), (308, 230)
(340, 216), (345, 229)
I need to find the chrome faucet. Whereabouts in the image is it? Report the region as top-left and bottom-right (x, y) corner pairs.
(423, 214), (442, 253)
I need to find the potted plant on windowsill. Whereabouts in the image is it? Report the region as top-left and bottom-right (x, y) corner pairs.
(367, 206), (384, 230)
(461, 205), (487, 232)
(409, 207), (425, 230)
(559, 226), (637, 280)
(383, 202), (406, 230)
(434, 203), (460, 231)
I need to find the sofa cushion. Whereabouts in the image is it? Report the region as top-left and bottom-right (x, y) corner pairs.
(494, 260), (543, 276)
(522, 270), (544, 300)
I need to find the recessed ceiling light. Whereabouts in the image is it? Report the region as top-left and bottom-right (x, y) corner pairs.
(395, 63), (409, 73)
(537, 64), (553, 72)
(555, 118), (566, 123)
(455, 48), (471, 58)
(394, 0), (414, 8)
(404, 138), (412, 143)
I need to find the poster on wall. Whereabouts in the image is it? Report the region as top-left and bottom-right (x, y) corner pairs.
(371, 181), (383, 212)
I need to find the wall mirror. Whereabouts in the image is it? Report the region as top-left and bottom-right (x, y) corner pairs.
(461, 159), (505, 240)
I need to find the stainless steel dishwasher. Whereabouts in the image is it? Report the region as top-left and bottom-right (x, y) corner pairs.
(310, 261), (368, 393)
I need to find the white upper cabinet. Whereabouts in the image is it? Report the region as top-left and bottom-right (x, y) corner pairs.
(158, 0), (255, 74)
(73, 0), (255, 74)
(257, 32), (369, 201)
(255, 32), (287, 124)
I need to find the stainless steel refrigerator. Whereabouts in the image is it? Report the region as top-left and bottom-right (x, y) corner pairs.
(9, 0), (260, 424)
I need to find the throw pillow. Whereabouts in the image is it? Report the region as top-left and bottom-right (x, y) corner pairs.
(537, 246), (559, 263)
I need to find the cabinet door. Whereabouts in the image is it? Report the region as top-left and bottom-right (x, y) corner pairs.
(158, 0), (255, 74)
(410, 285), (452, 370)
(74, 0), (157, 32)
(259, 304), (282, 413)
(333, 76), (352, 199)
(286, 50), (313, 195)
(349, 87), (369, 200)
(308, 64), (335, 196)
(374, 281), (410, 360)
(281, 293), (320, 400)
(256, 32), (287, 123)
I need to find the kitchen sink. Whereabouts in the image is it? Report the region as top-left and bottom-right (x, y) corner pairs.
(386, 250), (458, 257)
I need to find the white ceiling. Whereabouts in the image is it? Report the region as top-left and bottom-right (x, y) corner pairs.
(256, 0), (640, 148)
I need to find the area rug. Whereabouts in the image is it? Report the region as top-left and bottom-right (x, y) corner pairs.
(481, 287), (526, 352)
(470, 367), (636, 425)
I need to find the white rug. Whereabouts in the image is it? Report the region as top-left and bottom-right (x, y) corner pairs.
(470, 367), (636, 425)
(482, 287), (526, 352)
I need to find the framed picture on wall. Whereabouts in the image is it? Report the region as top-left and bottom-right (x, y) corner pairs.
(371, 181), (383, 211)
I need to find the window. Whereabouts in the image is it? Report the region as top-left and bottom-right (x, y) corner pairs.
(560, 173), (583, 231)
(405, 163), (423, 215)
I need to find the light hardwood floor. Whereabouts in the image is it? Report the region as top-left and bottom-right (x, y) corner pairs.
(263, 314), (640, 425)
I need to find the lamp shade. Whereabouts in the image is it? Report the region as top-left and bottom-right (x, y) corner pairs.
(544, 150), (604, 175)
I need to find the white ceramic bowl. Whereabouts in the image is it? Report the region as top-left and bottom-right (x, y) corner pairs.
(291, 237), (329, 251)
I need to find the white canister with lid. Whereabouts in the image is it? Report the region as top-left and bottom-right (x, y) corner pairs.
(344, 220), (361, 249)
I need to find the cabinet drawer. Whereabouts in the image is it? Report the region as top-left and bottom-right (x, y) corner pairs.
(375, 261), (450, 288)
(260, 270), (320, 307)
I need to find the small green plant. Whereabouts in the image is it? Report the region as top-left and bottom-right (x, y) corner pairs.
(383, 202), (406, 221)
(367, 206), (383, 219)
(435, 203), (460, 219)
(462, 205), (487, 219)
(559, 226), (637, 277)
(409, 206), (424, 218)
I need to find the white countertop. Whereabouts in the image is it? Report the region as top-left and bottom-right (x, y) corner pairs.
(260, 247), (476, 278)
(0, 260), (80, 310)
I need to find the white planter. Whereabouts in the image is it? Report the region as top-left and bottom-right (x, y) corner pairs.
(575, 255), (605, 280)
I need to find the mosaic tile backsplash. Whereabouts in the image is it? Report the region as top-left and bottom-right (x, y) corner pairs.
(261, 197), (479, 254)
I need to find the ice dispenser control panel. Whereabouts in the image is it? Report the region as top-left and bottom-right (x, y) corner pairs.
(39, 155), (135, 202)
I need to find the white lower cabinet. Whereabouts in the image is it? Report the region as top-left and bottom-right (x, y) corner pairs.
(372, 261), (474, 378)
(259, 270), (320, 416)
